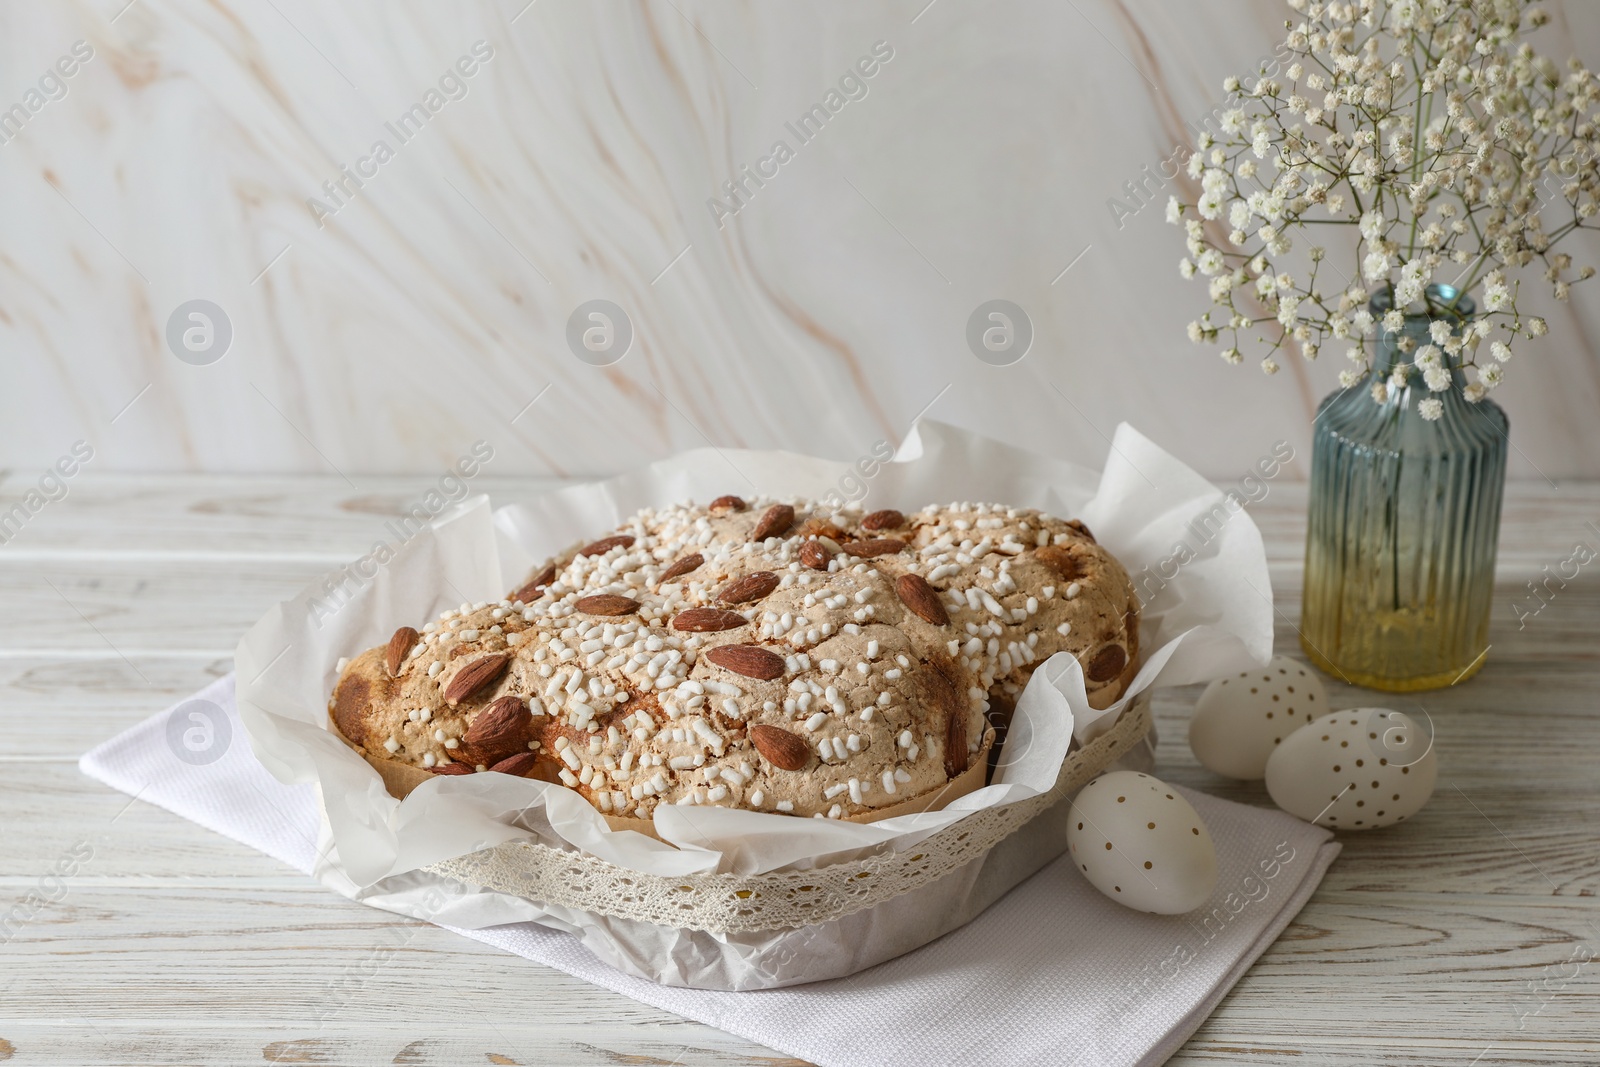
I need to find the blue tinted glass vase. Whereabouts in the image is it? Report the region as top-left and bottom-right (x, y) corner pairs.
(1300, 285), (1508, 691)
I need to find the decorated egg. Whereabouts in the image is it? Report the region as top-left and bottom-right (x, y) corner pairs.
(1189, 656), (1327, 779)
(1265, 708), (1437, 830)
(1067, 771), (1218, 914)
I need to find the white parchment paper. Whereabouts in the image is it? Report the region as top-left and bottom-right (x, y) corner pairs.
(233, 420), (1272, 973)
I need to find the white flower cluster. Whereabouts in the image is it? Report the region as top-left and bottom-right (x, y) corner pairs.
(1170, 0), (1599, 417)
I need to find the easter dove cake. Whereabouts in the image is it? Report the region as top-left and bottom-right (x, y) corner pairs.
(329, 496), (1140, 821)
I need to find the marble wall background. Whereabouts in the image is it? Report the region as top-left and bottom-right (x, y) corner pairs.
(3, 0), (1599, 483)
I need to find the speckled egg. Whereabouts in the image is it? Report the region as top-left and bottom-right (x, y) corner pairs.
(1265, 708), (1437, 830)
(1189, 656), (1327, 779)
(1067, 771), (1218, 914)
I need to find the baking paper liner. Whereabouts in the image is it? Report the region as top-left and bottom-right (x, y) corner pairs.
(232, 420), (1273, 987)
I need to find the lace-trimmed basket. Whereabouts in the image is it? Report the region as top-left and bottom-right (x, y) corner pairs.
(425, 694), (1151, 936)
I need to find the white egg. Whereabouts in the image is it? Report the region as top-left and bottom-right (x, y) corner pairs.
(1265, 708), (1437, 830)
(1189, 656), (1327, 780)
(1067, 771), (1218, 914)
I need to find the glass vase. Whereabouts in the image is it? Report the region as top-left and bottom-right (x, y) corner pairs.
(1300, 285), (1508, 691)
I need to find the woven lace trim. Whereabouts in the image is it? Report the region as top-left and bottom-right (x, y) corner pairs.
(425, 697), (1151, 934)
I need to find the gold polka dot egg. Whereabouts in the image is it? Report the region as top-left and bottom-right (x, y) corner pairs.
(1188, 655), (1327, 780)
(1265, 708), (1438, 830)
(1067, 771), (1218, 914)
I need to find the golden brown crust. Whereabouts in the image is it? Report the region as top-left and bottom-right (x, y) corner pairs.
(331, 648), (389, 748)
(329, 496), (1139, 821)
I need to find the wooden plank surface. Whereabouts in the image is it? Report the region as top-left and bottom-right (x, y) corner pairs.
(1, 475), (1597, 1066)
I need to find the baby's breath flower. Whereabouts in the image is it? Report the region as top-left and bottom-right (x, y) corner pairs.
(1396, 260), (1431, 306)
(1171, 0), (1597, 411)
(1418, 398), (1445, 421)
(1277, 296), (1302, 326)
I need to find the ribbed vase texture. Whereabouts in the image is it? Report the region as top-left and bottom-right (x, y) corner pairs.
(1300, 287), (1508, 691)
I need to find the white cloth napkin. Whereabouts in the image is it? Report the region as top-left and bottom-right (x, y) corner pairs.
(81, 675), (1339, 1067)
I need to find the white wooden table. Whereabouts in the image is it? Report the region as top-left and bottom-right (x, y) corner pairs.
(3, 475), (1597, 1066)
